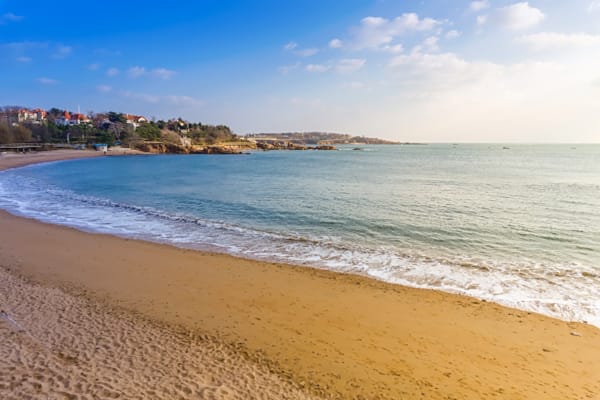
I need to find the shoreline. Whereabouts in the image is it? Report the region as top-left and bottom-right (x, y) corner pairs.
(1, 150), (599, 399)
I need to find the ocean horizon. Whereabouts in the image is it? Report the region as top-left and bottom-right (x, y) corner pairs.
(1, 143), (599, 327)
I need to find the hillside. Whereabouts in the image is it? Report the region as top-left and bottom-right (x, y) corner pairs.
(246, 132), (398, 145)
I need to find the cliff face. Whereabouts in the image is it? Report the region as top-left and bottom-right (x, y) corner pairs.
(191, 144), (253, 154)
(132, 141), (336, 154)
(134, 142), (190, 154)
(133, 142), (256, 154)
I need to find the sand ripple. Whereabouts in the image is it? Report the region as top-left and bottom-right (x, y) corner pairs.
(0, 269), (319, 400)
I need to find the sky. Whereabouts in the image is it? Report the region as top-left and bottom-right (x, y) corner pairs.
(1, 0), (599, 142)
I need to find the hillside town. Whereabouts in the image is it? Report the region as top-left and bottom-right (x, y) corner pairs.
(0, 105), (245, 153)
(1, 106), (399, 154)
(2, 107), (148, 130)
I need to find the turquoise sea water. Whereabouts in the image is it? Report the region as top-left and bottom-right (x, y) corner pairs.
(1, 144), (599, 325)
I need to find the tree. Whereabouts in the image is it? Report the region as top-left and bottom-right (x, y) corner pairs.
(96, 131), (115, 146)
(12, 125), (32, 142)
(136, 122), (161, 141)
(0, 124), (13, 144)
(107, 111), (126, 123)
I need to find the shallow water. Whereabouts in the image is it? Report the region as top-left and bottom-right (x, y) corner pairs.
(1, 144), (599, 326)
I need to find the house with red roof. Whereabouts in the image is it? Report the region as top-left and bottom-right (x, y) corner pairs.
(124, 114), (148, 129)
(16, 108), (47, 124)
(55, 111), (91, 126)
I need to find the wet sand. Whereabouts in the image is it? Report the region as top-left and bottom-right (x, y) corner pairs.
(1, 151), (599, 399)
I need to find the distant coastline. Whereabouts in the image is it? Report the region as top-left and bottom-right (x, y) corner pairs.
(2, 106), (398, 155)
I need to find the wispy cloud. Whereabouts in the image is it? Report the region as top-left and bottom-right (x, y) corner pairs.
(343, 81), (366, 89)
(294, 48), (319, 57)
(96, 85), (112, 93)
(0, 12), (24, 24)
(329, 38), (343, 49)
(306, 64), (330, 73)
(589, 1), (600, 12)
(479, 2), (545, 31)
(304, 58), (366, 74)
(469, 1), (490, 12)
(120, 90), (161, 103)
(94, 48), (122, 57)
(336, 58), (366, 73)
(164, 95), (203, 106)
(518, 32), (600, 50)
(37, 77), (58, 85)
(119, 91), (200, 106)
(278, 62), (300, 75)
(3, 41), (47, 51)
(349, 13), (441, 51)
(16, 56), (32, 63)
(53, 45), (72, 59)
(283, 41), (297, 51)
(283, 41), (319, 57)
(128, 66), (175, 79)
(445, 30), (461, 39)
(106, 67), (120, 77)
(88, 63), (100, 71)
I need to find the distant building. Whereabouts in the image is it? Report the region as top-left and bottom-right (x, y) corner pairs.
(124, 114), (147, 130)
(55, 111), (91, 126)
(15, 108), (47, 124)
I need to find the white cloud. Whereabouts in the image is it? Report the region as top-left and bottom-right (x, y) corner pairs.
(336, 58), (366, 73)
(477, 15), (488, 26)
(165, 95), (203, 106)
(389, 51), (470, 71)
(283, 41), (297, 51)
(294, 48), (319, 57)
(381, 44), (404, 53)
(118, 91), (200, 106)
(96, 85), (112, 93)
(53, 45), (72, 59)
(518, 32), (600, 50)
(492, 2), (545, 30)
(88, 63), (100, 71)
(329, 38), (343, 49)
(422, 36), (440, 52)
(128, 66), (146, 78)
(377, 48), (600, 142)
(351, 13), (441, 51)
(0, 12), (23, 23)
(106, 67), (120, 77)
(343, 81), (366, 89)
(128, 66), (175, 79)
(589, 1), (600, 12)
(151, 68), (175, 79)
(283, 41), (318, 57)
(445, 30), (461, 39)
(470, 1), (490, 12)
(120, 91), (161, 104)
(306, 64), (330, 73)
(278, 63), (300, 75)
(16, 56), (31, 63)
(37, 77), (58, 85)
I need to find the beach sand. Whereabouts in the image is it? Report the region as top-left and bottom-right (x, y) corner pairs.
(1, 151), (599, 399)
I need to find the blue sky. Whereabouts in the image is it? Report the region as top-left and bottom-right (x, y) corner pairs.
(1, 0), (600, 142)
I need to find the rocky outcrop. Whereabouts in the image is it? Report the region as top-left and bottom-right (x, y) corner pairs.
(190, 144), (254, 154)
(132, 140), (335, 154)
(255, 141), (336, 151)
(133, 142), (190, 154)
(314, 145), (337, 151)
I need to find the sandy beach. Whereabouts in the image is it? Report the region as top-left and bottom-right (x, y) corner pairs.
(1, 151), (599, 400)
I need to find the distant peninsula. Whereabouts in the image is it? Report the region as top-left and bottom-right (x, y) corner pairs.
(247, 132), (399, 145)
(1, 106), (397, 154)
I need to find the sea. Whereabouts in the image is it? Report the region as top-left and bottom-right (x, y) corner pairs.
(1, 144), (599, 326)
